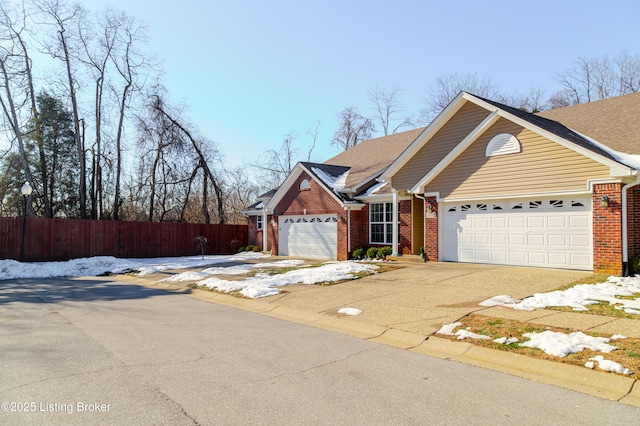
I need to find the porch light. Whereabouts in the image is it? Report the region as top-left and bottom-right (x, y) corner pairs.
(601, 195), (609, 207)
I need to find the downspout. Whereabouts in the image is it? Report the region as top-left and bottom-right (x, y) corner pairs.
(414, 193), (426, 255)
(622, 176), (640, 276)
(262, 207), (268, 254)
(346, 206), (352, 256)
(392, 189), (399, 256)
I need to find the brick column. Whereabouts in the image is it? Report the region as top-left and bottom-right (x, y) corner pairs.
(424, 196), (438, 261)
(592, 183), (623, 275)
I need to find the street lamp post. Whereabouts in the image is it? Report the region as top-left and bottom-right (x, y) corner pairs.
(20, 181), (32, 261)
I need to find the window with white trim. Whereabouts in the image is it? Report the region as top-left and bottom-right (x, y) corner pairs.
(370, 202), (393, 244)
(257, 215), (263, 230)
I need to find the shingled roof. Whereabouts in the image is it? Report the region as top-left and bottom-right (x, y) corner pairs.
(537, 92), (640, 155)
(476, 95), (623, 164)
(323, 127), (425, 191)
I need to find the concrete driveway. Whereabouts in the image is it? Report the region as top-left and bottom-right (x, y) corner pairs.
(256, 261), (593, 335)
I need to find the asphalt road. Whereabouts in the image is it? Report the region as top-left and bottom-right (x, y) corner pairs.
(0, 276), (638, 425)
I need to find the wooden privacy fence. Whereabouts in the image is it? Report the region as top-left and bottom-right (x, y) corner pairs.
(0, 217), (248, 262)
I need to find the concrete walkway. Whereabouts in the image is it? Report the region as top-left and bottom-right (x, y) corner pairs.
(118, 259), (640, 407)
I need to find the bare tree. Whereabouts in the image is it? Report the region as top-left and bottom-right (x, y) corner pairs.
(0, 1), (35, 215)
(77, 8), (119, 219)
(552, 52), (640, 106)
(38, 0), (87, 218)
(251, 133), (298, 190)
(110, 11), (146, 221)
(421, 72), (500, 123)
(368, 87), (413, 135)
(331, 107), (374, 151)
(222, 166), (258, 224)
(150, 94), (226, 224)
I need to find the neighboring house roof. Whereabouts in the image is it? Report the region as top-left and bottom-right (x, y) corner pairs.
(537, 92), (640, 155)
(323, 127), (425, 193)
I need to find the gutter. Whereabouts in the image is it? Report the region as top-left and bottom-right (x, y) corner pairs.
(622, 176), (640, 275)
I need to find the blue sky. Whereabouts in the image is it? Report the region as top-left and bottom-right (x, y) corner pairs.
(85, 0), (639, 169)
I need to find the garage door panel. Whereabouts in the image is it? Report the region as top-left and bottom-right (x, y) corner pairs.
(279, 214), (337, 259)
(548, 216), (567, 227)
(509, 234), (526, 245)
(509, 217), (525, 228)
(443, 196), (592, 270)
(527, 216), (545, 227)
(548, 234), (567, 247)
(570, 215), (590, 228)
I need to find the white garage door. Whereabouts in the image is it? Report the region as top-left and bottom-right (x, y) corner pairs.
(443, 196), (592, 270)
(278, 214), (338, 259)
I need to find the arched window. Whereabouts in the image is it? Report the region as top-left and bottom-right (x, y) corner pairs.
(300, 179), (311, 190)
(486, 133), (521, 157)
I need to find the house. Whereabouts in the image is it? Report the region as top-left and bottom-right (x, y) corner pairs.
(243, 91), (640, 275)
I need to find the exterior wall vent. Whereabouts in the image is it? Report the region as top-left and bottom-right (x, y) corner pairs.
(486, 133), (521, 157)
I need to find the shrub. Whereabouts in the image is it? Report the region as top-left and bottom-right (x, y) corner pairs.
(237, 246), (245, 253)
(631, 255), (640, 274)
(245, 245), (254, 252)
(366, 247), (379, 259)
(352, 247), (365, 260)
(377, 246), (392, 259)
(252, 245), (263, 252)
(229, 239), (243, 252)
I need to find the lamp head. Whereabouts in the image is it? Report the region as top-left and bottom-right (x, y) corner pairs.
(21, 181), (32, 196)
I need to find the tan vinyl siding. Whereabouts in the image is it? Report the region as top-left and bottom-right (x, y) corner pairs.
(392, 102), (490, 190)
(425, 119), (611, 199)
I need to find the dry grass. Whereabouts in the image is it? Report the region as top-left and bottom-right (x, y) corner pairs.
(439, 314), (640, 377)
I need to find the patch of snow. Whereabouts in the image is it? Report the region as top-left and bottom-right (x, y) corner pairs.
(479, 295), (520, 307)
(588, 355), (633, 375)
(196, 261), (378, 299)
(0, 252), (270, 281)
(493, 336), (520, 345)
(610, 334), (628, 340)
(435, 322), (462, 335)
(519, 331), (617, 358)
(311, 167), (348, 191)
(338, 307), (362, 316)
(483, 275), (640, 314)
(362, 182), (387, 196)
(455, 329), (492, 341)
(572, 128), (640, 170)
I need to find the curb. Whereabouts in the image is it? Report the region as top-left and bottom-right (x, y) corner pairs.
(114, 274), (640, 407)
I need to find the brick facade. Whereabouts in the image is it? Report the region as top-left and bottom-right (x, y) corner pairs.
(593, 183), (623, 275)
(627, 186), (640, 269)
(423, 196), (438, 261)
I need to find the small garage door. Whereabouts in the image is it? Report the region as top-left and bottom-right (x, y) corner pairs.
(443, 196), (592, 270)
(278, 214), (338, 259)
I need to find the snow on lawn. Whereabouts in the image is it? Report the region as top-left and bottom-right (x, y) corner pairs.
(195, 261), (378, 299)
(162, 259), (306, 282)
(436, 321), (633, 374)
(0, 253), (378, 300)
(480, 275), (640, 314)
(519, 331), (617, 357)
(0, 252), (270, 280)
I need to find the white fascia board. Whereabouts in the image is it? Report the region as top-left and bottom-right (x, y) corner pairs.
(379, 92), (470, 182)
(264, 164), (304, 211)
(241, 209), (263, 216)
(356, 193), (412, 203)
(410, 110), (500, 194)
(467, 95), (636, 178)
